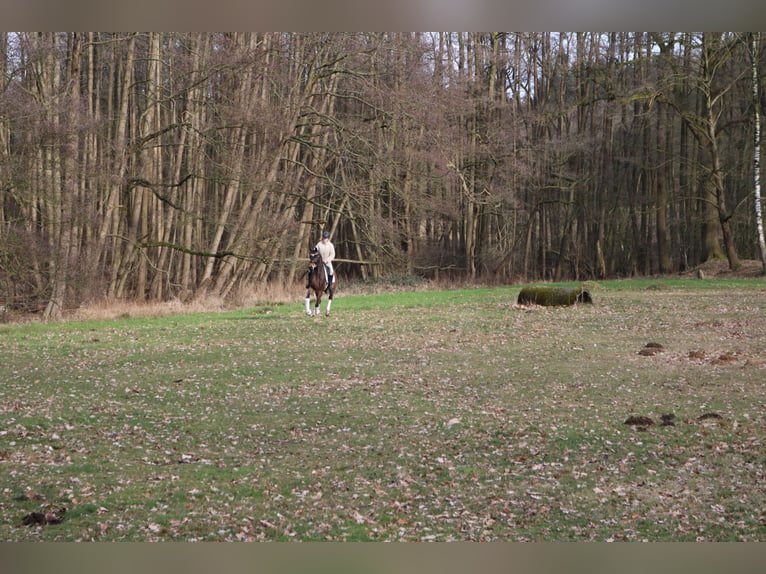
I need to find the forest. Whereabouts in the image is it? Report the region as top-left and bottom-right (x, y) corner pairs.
(1, 32), (765, 318)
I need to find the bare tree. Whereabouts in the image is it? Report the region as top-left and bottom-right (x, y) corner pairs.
(3, 31), (765, 313)
(752, 32), (766, 274)
(666, 33), (741, 269)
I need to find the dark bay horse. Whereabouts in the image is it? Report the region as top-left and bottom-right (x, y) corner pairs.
(304, 249), (334, 316)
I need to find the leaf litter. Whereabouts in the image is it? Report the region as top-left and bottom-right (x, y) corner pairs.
(1, 283), (765, 541)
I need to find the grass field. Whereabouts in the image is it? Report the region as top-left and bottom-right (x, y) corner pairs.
(1, 278), (765, 541)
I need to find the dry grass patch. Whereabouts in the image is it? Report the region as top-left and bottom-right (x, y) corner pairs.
(71, 283), (299, 322)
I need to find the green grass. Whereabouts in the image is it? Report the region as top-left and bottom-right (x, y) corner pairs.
(1, 278), (765, 541)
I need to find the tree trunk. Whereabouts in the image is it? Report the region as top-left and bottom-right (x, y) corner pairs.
(752, 32), (766, 274)
(43, 33), (71, 319)
(102, 34), (137, 299)
(705, 99), (741, 270)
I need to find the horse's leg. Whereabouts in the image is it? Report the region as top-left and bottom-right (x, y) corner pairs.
(304, 289), (312, 316)
(314, 290), (322, 316)
(325, 289), (332, 316)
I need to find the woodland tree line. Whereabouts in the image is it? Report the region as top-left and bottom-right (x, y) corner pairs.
(1, 32), (765, 318)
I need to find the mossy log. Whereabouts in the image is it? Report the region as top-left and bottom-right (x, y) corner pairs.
(517, 285), (593, 306)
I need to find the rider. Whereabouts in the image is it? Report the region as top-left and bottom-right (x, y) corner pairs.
(315, 230), (335, 292)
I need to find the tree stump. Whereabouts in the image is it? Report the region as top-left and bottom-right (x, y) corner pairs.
(517, 285), (593, 306)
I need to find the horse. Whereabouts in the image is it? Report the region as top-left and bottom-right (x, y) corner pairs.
(304, 249), (334, 316)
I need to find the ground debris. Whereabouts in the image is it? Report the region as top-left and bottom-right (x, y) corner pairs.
(21, 507), (66, 527)
(624, 415), (655, 427)
(660, 413), (676, 426)
(638, 342), (664, 356)
(698, 412), (723, 421)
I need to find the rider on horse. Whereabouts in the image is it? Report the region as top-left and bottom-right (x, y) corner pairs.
(306, 231), (334, 291)
(315, 231), (335, 292)
(304, 231), (336, 316)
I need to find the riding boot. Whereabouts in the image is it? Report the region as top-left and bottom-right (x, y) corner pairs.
(326, 274), (333, 292)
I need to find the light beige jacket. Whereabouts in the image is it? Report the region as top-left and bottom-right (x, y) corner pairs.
(315, 239), (335, 274)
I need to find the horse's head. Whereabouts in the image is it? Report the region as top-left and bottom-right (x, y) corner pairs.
(308, 249), (322, 269)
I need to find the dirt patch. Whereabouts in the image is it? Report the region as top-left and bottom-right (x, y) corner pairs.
(683, 259), (765, 279)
